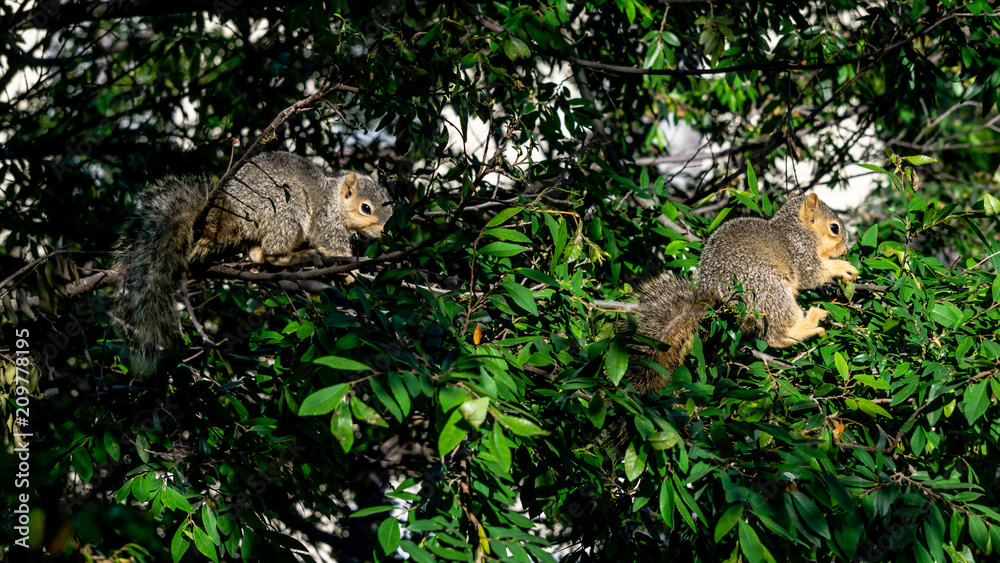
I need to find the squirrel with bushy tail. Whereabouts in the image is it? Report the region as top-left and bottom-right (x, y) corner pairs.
(625, 193), (858, 394)
(113, 152), (394, 377)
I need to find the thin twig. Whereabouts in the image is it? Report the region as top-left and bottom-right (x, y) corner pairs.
(970, 250), (1000, 270)
(180, 280), (214, 346)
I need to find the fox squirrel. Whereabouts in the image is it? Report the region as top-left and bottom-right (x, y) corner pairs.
(112, 151), (394, 377)
(627, 193), (857, 394)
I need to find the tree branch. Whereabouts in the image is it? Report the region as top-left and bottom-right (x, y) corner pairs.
(2, 0), (281, 31)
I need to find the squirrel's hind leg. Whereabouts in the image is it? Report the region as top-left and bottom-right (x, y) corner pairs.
(769, 306), (828, 347)
(250, 222), (323, 266)
(250, 245), (323, 266)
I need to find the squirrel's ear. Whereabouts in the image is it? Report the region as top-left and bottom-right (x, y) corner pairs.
(370, 170), (379, 182)
(799, 193), (820, 222)
(341, 172), (358, 199)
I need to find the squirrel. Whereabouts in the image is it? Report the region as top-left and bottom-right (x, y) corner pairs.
(625, 193), (858, 395)
(112, 151), (394, 377)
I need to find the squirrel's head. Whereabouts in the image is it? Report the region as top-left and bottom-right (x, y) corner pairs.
(797, 193), (849, 259)
(339, 171), (394, 238)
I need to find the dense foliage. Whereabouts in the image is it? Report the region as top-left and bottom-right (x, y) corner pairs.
(2, 1), (999, 561)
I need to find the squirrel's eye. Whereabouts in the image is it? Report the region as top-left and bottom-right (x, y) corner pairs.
(830, 223), (840, 235)
(361, 203), (372, 215)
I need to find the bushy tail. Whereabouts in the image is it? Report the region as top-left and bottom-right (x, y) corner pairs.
(626, 274), (713, 394)
(113, 178), (205, 377)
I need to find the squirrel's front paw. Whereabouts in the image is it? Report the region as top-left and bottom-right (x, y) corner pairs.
(829, 259), (858, 282)
(842, 262), (859, 282)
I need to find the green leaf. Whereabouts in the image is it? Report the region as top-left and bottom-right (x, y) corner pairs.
(217, 514), (234, 536)
(485, 206), (524, 228)
(388, 371), (412, 416)
(193, 526), (219, 562)
(503, 37), (530, 60)
(715, 504), (743, 542)
(623, 0), (636, 22)
(985, 193), (1000, 216)
(517, 267), (558, 287)
(842, 280), (855, 301)
(299, 384), (350, 416)
(72, 446), (94, 483)
(956, 335), (974, 361)
(969, 515), (989, 552)
(924, 505), (945, 562)
(314, 355), (372, 371)
(672, 475), (701, 531)
(171, 525), (190, 563)
(490, 426), (512, 473)
(459, 397), (490, 429)
(855, 397), (892, 418)
(371, 379), (403, 422)
(963, 380), (990, 425)
(162, 487), (195, 513)
(378, 517), (401, 555)
(484, 227), (532, 243)
(855, 163), (903, 191)
(623, 443), (645, 481)
(331, 405), (355, 453)
(706, 207), (732, 234)
(439, 385), (468, 413)
(351, 396), (389, 427)
(791, 492), (831, 539)
(908, 195), (928, 212)
(730, 190), (761, 214)
(860, 224), (878, 248)
(543, 213), (567, 269)
(834, 352), (850, 381)
(854, 374), (890, 391)
(349, 505), (395, 518)
(114, 479), (132, 503)
(459, 52), (478, 68)
(855, 163), (890, 175)
(496, 413), (548, 437)
(746, 162), (759, 196)
(659, 480), (675, 528)
(929, 302), (963, 327)
(479, 241), (528, 257)
(648, 426), (681, 450)
(501, 278), (539, 315)
(400, 540), (437, 563)
(739, 519), (776, 563)
(438, 409), (468, 456)
(604, 337), (628, 386)
(902, 155), (937, 166)
(586, 393), (606, 428)
(864, 257), (901, 272)
(201, 504), (219, 545)
(914, 542), (933, 563)
(104, 430), (121, 462)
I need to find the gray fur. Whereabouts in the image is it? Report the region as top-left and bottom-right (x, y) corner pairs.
(629, 194), (852, 393)
(698, 195), (845, 341)
(112, 152), (393, 377)
(628, 274), (712, 394)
